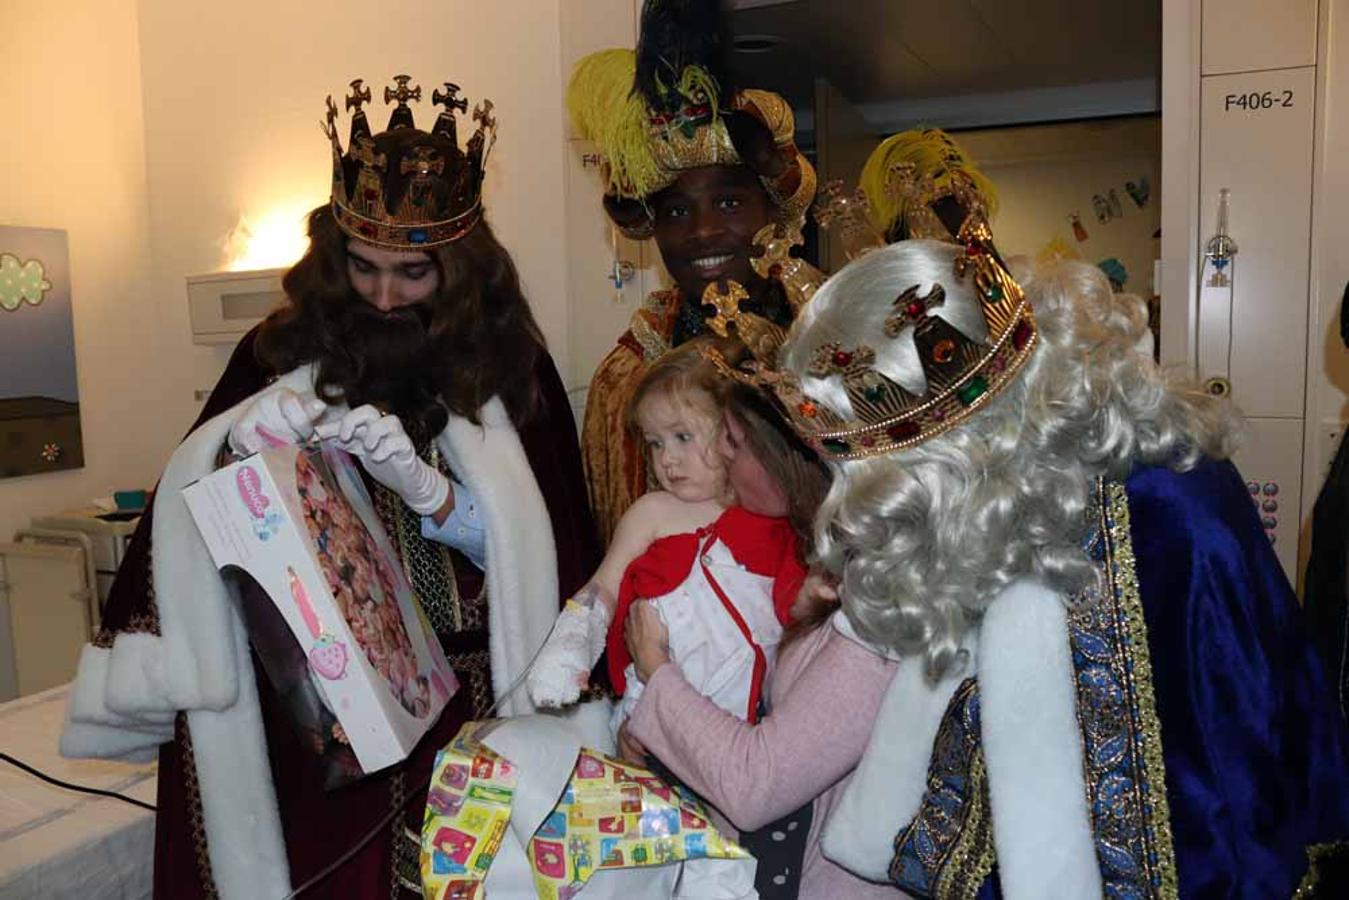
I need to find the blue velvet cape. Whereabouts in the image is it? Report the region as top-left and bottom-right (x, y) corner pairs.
(890, 459), (1349, 899)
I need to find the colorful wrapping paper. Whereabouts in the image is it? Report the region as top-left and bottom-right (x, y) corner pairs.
(421, 725), (748, 899)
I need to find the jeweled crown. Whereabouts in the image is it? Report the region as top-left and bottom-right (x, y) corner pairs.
(709, 219), (1039, 461)
(325, 76), (496, 249)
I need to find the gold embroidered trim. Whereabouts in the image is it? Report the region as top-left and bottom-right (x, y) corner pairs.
(937, 749), (997, 900)
(388, 770), (410, 897)
(1292, 841), (1349, 898)
(178, 713), (221, 900)
(92, 545), (162, 647)
(1104, 480), (1180, 897)
(92, 612), (161, 648)
(631, 308), (672, 362)
(889, 678), (995, 898)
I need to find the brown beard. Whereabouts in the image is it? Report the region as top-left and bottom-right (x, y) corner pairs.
(328, 299), (447, 445)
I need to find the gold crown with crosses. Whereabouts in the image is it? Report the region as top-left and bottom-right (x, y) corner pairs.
(325, 75), (497, 249)
(705, 217), (1039, 461)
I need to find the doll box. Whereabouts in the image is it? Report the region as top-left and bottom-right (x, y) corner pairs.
(183, 443), (458, 774)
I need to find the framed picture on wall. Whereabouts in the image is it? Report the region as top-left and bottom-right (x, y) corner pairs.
(0, 225), (83, 478)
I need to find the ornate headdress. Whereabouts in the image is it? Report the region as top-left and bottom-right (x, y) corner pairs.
(566, 0), (815, 239)
(707, 196), (1039, 461)
(325, 75), (497, 249)
(859, 127), (998, 244)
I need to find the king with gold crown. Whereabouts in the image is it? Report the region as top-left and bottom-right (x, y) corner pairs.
(60, 74), (600, 900)
(706, 141), (1349, 894)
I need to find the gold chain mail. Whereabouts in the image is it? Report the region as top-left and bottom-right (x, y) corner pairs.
(372, 445), (466, 634)
(372, 442), (496, 895)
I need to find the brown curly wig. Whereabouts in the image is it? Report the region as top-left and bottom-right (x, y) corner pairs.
(254, 205), (545, 444)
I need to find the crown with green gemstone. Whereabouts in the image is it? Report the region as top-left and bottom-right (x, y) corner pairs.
(711, 220), (1039, 461)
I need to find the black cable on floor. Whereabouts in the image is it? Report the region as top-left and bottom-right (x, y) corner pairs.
(0, 750), (157, 812)
(281, 774), (432, 899)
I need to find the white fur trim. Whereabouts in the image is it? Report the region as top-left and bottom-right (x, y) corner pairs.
(823, 579), (1102, 896)
(820, 635), (971, 880)
(62, 370), (313, 897)
(61, 644), (173, 761)
(186, 617), (290, 899)
(439, 398), (557, 717)
(978, 578), (1101, 900)
(59, 368), (578, 898)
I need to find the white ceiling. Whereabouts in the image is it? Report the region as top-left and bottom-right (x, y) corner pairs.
(728, 0), (1162, 131)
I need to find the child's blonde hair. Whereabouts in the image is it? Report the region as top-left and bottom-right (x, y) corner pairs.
(625, 337), (731, 439)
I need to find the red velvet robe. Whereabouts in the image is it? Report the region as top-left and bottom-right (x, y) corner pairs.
(93, 327), (599, 898)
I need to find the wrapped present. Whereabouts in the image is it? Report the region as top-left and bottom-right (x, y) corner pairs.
(421, 722), (751, 899)
(183, 443), (458, 775)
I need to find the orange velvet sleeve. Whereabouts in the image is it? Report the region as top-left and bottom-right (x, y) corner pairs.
(580, 290), (683, 546)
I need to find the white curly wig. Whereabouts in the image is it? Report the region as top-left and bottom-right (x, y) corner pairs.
(781, 240), (1240, 681)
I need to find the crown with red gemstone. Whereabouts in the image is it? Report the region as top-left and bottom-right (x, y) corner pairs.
(325, 76), (496, 249)
(710, 218), (1039, 461)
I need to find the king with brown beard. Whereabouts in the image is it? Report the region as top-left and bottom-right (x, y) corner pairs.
(61, 76), (599, 900)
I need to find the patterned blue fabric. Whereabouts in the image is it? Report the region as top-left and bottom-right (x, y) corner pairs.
(891, 679), (990, 896)
(1065, 492), (1175, 900)
(898, 459), (1349, 898)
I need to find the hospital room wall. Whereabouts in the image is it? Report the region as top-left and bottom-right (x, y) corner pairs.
(0, 1), (576, 540)
(0, 0), (157, 551)
(132, 0), (573, 455)
(1, 1), (576, 691)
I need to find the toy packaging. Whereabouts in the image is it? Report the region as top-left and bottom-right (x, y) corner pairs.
(421, 723), (752, 899)
(183, 443), (458, 774)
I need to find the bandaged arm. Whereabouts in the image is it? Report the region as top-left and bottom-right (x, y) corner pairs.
(527, 492), (667, 707)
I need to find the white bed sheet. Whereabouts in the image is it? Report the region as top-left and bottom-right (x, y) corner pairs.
(0, 684), (157, 899)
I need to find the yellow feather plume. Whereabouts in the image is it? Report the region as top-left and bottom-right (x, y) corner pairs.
(567, 48), (732, 200)
(567, 49), (662, 198)
(859, 128), (998, 239)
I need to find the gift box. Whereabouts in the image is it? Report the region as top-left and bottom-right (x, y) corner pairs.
(421, 723), (750, 900)
(183, 443), (458, 774)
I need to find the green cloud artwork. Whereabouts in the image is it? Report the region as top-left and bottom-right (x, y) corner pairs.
(0, 252), (53, 311)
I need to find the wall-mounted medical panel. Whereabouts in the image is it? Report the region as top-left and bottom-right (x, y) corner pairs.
(1198, 66), (1316, 419)
(1202, 0), (1318, 75)
(1232, 416), (1305, 579)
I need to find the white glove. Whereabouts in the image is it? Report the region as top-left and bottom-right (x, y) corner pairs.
(527, 593), (612, 708)
(314, 405), (450, 516)
(228, 388), (327, 457)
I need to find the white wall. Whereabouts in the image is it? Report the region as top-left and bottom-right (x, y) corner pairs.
(559, 0), (653, 404)
(0, 0), (156, 545)
(133, 0), (571, 454)
(957, 118), (1162, 300)
(1, 1), (573, 689)
(0, 0), (574, 543)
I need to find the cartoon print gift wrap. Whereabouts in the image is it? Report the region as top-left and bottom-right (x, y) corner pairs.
(421, 725), (750, 899)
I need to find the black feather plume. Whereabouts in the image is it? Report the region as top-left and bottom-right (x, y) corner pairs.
(634, 0), (733, 111)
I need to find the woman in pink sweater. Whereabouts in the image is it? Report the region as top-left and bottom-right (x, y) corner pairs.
(621, 388), (903, 899)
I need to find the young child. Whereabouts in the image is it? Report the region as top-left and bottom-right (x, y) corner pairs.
(528, 341), (805, 735)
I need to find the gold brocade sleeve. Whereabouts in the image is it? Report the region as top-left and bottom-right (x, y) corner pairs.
(582, 341), (651, 547)
(581, 290), (681, 546)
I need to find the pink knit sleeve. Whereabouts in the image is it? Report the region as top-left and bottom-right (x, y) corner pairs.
(625, 628), (896, 832)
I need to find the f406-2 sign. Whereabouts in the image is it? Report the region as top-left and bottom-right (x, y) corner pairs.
(1224, 90), (1294, 111)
